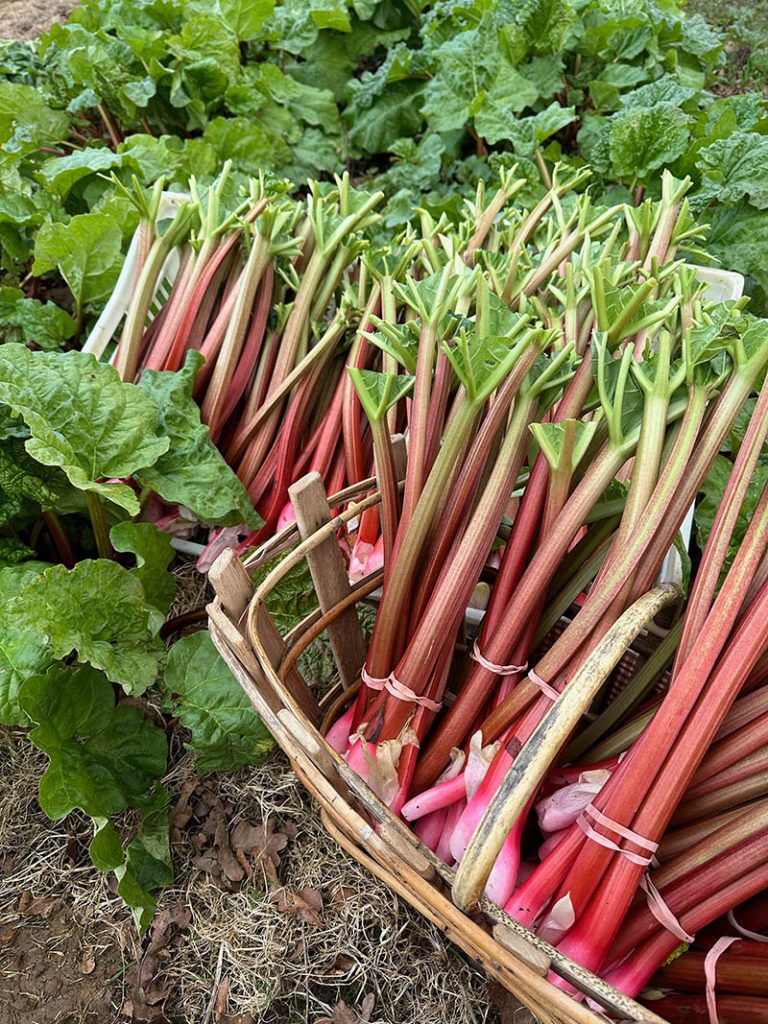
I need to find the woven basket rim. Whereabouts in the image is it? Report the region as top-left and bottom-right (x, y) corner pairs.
(209, 479), (670, 1024)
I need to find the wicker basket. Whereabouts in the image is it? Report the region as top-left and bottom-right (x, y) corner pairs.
(207, 471), (672, 1024)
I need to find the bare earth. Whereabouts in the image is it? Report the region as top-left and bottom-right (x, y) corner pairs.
(0, 0), (79, 40)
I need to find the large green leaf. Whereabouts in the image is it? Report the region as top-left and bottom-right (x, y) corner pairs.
(217, 0), (276, 40)
(19, 663), (167, 820)
(698, 131), (768, 210)
(704, 204), (768, 293)
(136, 351), (259, 528)
(421, 19), (498, 133)
(474, 65), (540, 144)
(36, 148), (126, 199)
(607, 104), (692, 181)
(0, 437), (64, 518)
(32, 211), (124, 314)
(502, 103), (577, 154)
(7, 560), (164, 694)
(0, 81), (69, 151)
(110, 521), (176, 617)
(0, 286), (75, 350)
(0, 345), (169, 515)
(0, 562), (52, 726)
(162, 631), (274, 772)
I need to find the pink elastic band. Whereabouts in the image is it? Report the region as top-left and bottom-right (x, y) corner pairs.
(470, 640), (527, 676)
(639, 874), (694, 944)
(705, 936), (739, 1024)
(361, 666), (389, 690)
(528, 668), (560, 702)
(727, 909), (768, 942)
(386, 673), (442, 711)
(576, 804), (658, 867)
(361, 667), (442, 712)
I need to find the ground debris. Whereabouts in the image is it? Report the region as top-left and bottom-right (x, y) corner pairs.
(318, 993), (376, 1024)
(273, 886), (325, 928)
(123, 904), (191, 1022)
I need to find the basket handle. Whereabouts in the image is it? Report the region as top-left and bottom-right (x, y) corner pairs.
(452, 582), (682, 911)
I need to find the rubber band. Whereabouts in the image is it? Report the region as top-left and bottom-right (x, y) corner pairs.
(385, 673), (442, 712)
(360, 667), (442, 711)
(639, 873), (694, 944)
(361, 666), (388, 690)
(528, 668), (560, 702)
(727, 909), (768, 943)
(705, 936), (739, 1024)
(470, 641), (527, 676)
(470, 640), (527, 676)
(576, 803), (658, 867)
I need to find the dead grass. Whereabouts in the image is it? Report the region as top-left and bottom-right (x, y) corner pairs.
(158, 753), (498, 1024)
(0, 723), (509, 1023)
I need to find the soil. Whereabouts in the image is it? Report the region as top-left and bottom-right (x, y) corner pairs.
(0, 1), (79, 41)
(0, 913), (121, 1024)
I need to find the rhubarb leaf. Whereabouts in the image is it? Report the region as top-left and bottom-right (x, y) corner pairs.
(348, 368), (414, 423)
(35, 148), (126, 199)
(607, 105), (692, 181)
(0, 286), (75, 350)
(32, 210), (124, 314)
(136, 351), (260, 529)
(162, 631), (274, 772)
(502, 103), (577, 154)
(0, 81), (69, 153)
(0, 438), (65, 516)
(90, 785), (172, 933)
(6, 560), (164, 694)
(698, 132), (768, 210)
(0, 537), (35, 566)
(530, 420), (598, 474)
(0, 562), (52, 726)
(0, 345), (169, 515)
(217, 0), (276, 41)
(110, 521), (176, 618)
(473, 66), (540, 145)
(19, 663), (167, 820)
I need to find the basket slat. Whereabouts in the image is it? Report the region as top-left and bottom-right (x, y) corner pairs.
(288, 471), (367, 689)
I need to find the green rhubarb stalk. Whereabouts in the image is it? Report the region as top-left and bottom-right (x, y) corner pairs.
(115, 200), (196, 381)
(200, 226), (274, 434)
(86, 493), (112, 560)
(562, 619), (681, 764)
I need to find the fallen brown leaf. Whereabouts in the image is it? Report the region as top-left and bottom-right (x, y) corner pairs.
(170, 777), (200, 841)
(319, 954), (355, 978)
(281, 821), (298, 841)
(231, 818), (288, 884)
(274, 887), (324, 928)
(79, 951), (96, 975)
(331, 884), (357, 905)
(214, 976), (230, 1018)
(17, 890), (59, 917)
(359, 994), (375, 1021)
(124, 903), (191, 1022)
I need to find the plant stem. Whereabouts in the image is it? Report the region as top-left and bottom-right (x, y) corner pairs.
(86, 493), (113, 560)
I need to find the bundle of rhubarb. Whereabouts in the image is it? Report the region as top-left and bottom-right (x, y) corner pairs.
(317, 168), (768, 1015)
(96, 167), (399, 565)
